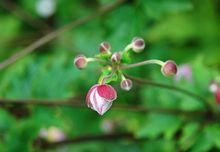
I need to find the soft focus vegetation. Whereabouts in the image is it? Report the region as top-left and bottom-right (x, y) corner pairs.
(0, 0), (220, 151)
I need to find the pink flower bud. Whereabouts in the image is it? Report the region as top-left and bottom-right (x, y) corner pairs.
(86, 84), (117, 115)
(74, 54), (87, 69)
(120, 79), (132, 91)
(111, 52), (121, 62)
(215, 89), (220, 105)
(131, 37), (145, 52)
(99, 42), (111, 54)
(161, 60), (178, 77)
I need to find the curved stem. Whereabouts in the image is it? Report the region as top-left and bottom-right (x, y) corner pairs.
(100, 69), (116, 84)
(123, 44), (132, 52)
(87, 57), (111, 65)
(120, 59), (165, 70)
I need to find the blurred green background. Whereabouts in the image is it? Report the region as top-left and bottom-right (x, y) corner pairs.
(0, 0), (220, 151)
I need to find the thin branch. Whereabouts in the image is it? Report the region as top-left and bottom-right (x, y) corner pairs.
(0, 0), (51, 31)
(34, 133), (136, 149)
(0, 98), (207, 116)
(0, 0), (126, 70)
(125, 74), (207, 103)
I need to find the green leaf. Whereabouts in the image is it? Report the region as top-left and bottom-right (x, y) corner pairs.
(135, 114), (181, 139)
(179, 122), (200, 150)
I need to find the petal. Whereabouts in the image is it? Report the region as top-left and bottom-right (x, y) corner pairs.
(91, 89), (113, 115)
(97, 85), (117, 101)
(86, 84), (98, 107)
(99, 100), (113, 115)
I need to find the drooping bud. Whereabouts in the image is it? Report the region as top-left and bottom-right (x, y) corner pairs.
(215, 89), (220, 105)
(131, 37), (145, 53)
(120, 79), (132, 91)
(161, 60), (178, 77)
(86, 84), (117, 115)
(74, 54), (87, 69)
(209, 81), (219, 93)
(111, 52), (121, 62)
(99, 42), (111, 54)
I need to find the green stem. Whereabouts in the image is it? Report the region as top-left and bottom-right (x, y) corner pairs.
(120, 59), (165, 70)
(100, 69), (116, 84)
(87, 57), (111, 65)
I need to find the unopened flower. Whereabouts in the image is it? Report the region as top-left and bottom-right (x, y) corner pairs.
(39, 127), (66, 142)
(209, 81), (219, 93)
(99, 42), (111, 54)
(111, 52), (121, 62)
(215, 89), (220, 105)
(120, 79), (132, 91)
(74, 54), (87, 69)
(161, 60), (178, 77)
(131, 37), (145, 52)
(174, 64), (192, 83)
(86, 84), (117, 115)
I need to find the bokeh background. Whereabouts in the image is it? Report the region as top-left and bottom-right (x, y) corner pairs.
(0, 0), (220, 151)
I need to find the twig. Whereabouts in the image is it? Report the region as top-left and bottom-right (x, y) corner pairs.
(0, 0), (126, 70)
(0, 0), (51, 31)
(125, 74), (207, 103)
(34, 133), (136, 149)
(0, 98), (207, 116)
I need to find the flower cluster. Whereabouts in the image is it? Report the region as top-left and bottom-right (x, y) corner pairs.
(74, 37), (178, 115)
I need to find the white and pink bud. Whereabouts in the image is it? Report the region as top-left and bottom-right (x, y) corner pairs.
(111, 52), (121, 62)
(161, 60), (178, 77)
(120, 79), (132, 91)
(131, 37), (145, 53)
(74, 54), (87, 69)
(99, 42), (111, 54)
(86, 84), (117, 115)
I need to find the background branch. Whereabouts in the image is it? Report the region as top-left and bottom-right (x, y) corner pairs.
(0, 0), (126, 70)
(0, 0), (51, 31)
(0, 98), (208, 116)
(125, 74), (207, 103)
(34, 133), (136, 149)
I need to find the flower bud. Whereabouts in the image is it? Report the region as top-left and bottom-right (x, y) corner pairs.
(120, 79), (132, 91)
(86, 84), (117, 115)
(131, 37), (145, 52)
(74, 54), (87, 69)
(215, 89), (220, 105)
(209, 81), (219, 93)
(161, 60), (178, 77)
(99, 42), (111, 54)
(111, 52), (121, 62)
